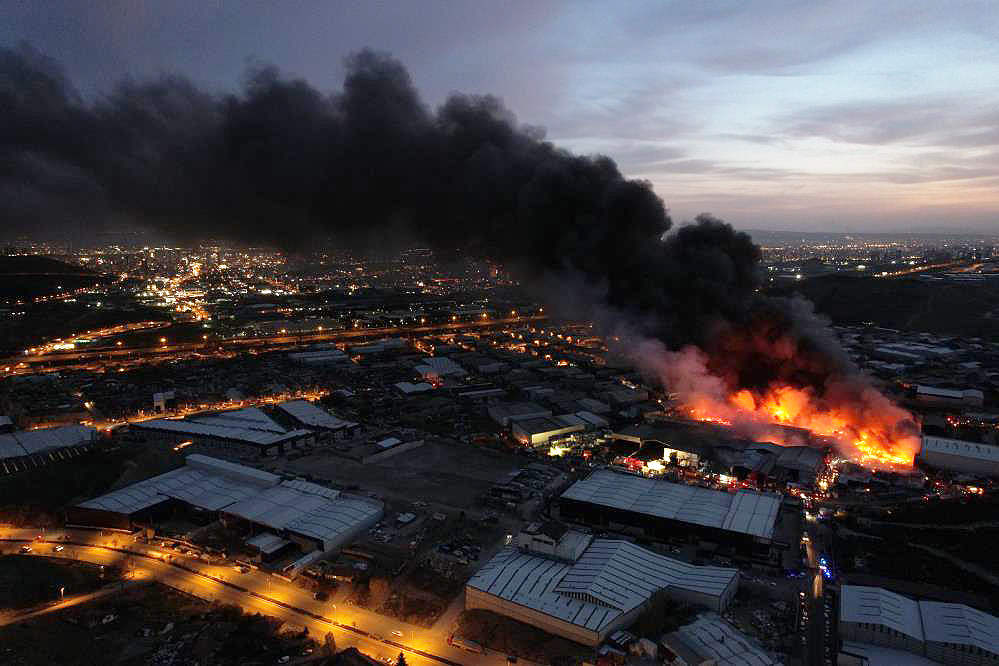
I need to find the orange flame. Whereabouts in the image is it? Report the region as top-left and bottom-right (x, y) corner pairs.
(688, 383), (918, 469)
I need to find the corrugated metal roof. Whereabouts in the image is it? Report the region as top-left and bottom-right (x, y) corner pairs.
(920, 602), (999, 655)
(839, 585), (924, 641)
(561, 470), (781, 540)
(190, 407), (287, 433)
(0, 425), (95, 459)
(77, 455), (381, 550)
(468, 539), (737, 633)
(277, 400), (356, 430)
(668, 613), (778, 666)
(921, 436), (999, 463)
(132, 418), (309, 445)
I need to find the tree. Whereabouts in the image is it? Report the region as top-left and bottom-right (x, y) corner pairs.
(368, 577), (392, 609)
(396, 653), (408, 666)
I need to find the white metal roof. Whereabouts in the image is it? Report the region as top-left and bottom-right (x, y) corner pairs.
(277, 400), (356, 430)
(415, 357), (467, 377)
(77, 455), (381, 550)
(77, 462), (270, 514)
(132, 418), (309, 446)
(223, 480), (381, 550)
(561, 470), (781, 540)
(552, 540), (737, 612)
(668, 613), (778, 666)
(190, 407), (287, 433)
(838, 585), (924, 641)
(468, 539), (737, 634)
(919, 601), (999, 655)
(245, 532), (291, 554)
(0, 424), (96, 460)
(921, 436), (999, 463)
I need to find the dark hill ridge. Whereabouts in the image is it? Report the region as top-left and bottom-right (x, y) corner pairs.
(0, 255), (105, 301)
(772, 274), (999, 338)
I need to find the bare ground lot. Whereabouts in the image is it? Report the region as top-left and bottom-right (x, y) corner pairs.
(278, 439), (523, 508)
(0, 583), (316, 666)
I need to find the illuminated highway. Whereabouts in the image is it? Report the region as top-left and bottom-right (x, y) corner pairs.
(1, 526), (527, 666)
(1, 315), (546, 377)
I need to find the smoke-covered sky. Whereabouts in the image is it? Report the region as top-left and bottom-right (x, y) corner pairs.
(3, 0), (998, 232)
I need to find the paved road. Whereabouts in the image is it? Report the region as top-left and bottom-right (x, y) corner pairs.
(3, 315), (546, 373)
(1, 527), (527, 666)
(0, 577), (151, 627)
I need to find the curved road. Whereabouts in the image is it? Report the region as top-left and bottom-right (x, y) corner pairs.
(1, 527), (525, 666)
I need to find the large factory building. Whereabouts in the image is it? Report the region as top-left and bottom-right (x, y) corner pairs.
(918, 435), (999, 476)
(129, 407), (314, 457)
(558, 469), (785, 564)
(69, 454), (382, 554)
(839, 584), (999, 665)
(466, 522), (739, 647)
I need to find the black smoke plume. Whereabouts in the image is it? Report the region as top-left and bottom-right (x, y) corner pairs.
(1, 44), (917, 462)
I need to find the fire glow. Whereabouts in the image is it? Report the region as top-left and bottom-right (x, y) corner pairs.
(636, 343), (920, 470)
(688, 383), (919, 469)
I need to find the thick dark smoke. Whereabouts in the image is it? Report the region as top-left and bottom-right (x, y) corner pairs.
(1, 43), (917, 461)
(1, 44), (761, 346)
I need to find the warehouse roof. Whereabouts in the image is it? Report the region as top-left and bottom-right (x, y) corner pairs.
(921, 436), (999, 463)
(277, 400), (356, 431)
(132, 418), (309, 446)
(77, 455), (276, 514)
(561, 470), (781, 540)
(414, 357), (467, 377)
(920, 602), (999, 655)
(190, 407), (287, 433)
(224, 480), (381, 550)
(666, 613), (777, 666)
(77, 455), (381, 550)
(468, 538), (737, 635)
(839, 585), (924, 641)
(0, 424), (96, 460)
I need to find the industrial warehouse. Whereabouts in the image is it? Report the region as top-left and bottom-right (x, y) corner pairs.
(465, 522), (739, 647)
(127, 402), (359, 456)
(558, 469), (786, 563)
(917, 434), (999, 476)
(0, 423), (97, 462)
(69, 454), (383, 557)
(839, 584), (999, 665)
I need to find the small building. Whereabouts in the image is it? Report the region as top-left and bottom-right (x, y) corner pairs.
(512, 416), (585, 446)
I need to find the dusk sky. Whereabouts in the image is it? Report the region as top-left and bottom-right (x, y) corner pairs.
(4, 0), (998, 232)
